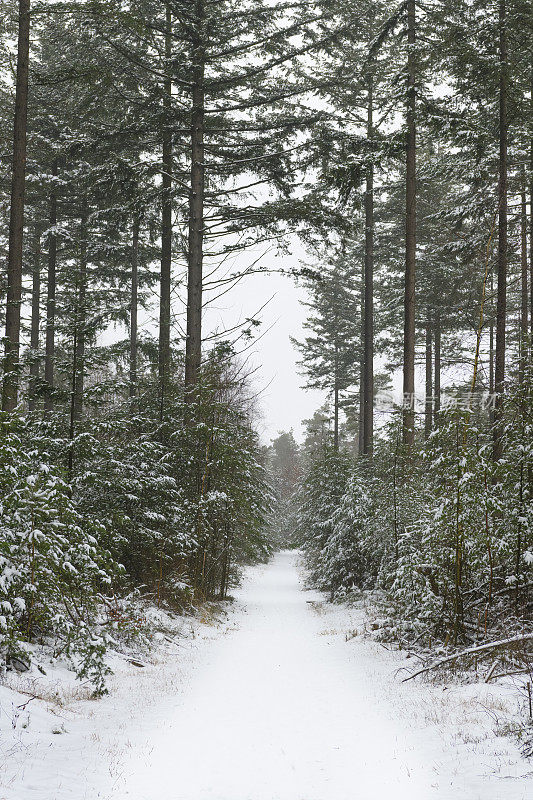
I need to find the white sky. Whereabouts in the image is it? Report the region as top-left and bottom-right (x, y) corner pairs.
(202, 237), (326, 445)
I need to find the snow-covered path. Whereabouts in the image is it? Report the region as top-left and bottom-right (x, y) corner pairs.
(109, 550), (524, 800)
(2, 550), (532, 800)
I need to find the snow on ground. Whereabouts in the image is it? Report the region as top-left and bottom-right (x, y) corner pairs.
(1, 550), (532, 800)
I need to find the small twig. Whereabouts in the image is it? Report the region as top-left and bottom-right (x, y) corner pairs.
(484, 660), (500, 683)
(489, 668), (533, 682)
(16, 695), (38, 711)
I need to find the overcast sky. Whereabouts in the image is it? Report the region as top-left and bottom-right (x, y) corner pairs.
(203, 236), (326, 445)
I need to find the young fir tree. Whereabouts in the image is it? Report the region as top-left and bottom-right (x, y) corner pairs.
(293, 244), (360, 451)
(267, 431), (302, 547)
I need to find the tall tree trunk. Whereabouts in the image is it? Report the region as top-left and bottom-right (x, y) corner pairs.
(2, 0), (30, 412)
(489, 269), (494, 398)
(363, 71), (374, 457)
(434, 309), (441, 418)
(68, 323), (78, 480)
(424, 313), (432, 439)
(493, 0), (507, 462)
(44, 158), (58, 414)
(185, 0), (205, 394)
(159, 2), (172, 414)
(28, 227), (41, 411)
(73, 200), (88, 420)
(333, 382), (339, 452)
(333, 272), (340, 453)
(489, 321), (494, 393)
(520, 167), (528, 384)
(358, 260), (364, 456)
(219, 532), (230, 600)
(130, 214), (140, 400)
(530, 71), (533, 352)
(358, 370), (364, 455)
(402, 0), (417, 447)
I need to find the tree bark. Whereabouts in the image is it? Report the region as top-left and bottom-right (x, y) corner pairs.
(159, 1), (172, 414)
(28, 227), (41, 411)
(530, 70), (533, 353)
(73, 200), (88, 420)
(363, 71), (374, 457)
(402, 0), (416, 447)
(489, 269), (494, 398)
(2, 0), (31, 412)
(333, 382), (339, 453)
(434, 309), (441, 418)
(424, 313), (432, 439)
(185, 0), (205, 393)
(44, 158), (58, 414)
(130, 214), (140, 399)
(520, 167), (528, 384)
(493, 0), (507, 462)
(68, 323), (78, 480)
(219, 534), (229, 600)
(359, 259), (364, 456)
(333, 272), (340, 453)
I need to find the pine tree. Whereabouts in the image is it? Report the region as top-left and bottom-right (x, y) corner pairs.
(2, 0), (30, 411)
(293, 244), (360, 451)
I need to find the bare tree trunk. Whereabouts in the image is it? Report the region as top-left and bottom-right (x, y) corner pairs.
(159, 2), (172, 414)
(2, 0), (30, 412)
(434, 309), (441, 418)
(220, 541), (228, 600)
(333, 382), (339, 453)
(489, 269), (494, 399)
(520, 167), (528, 384)
(402, 0), (416, 447)
(530, 71), (533, 353)
(44, 158), (58, 414)
(493, 0), (507, 462)
(358, 373), (364, 455)
(68, 323), (78, 480)
(28, 227), (41, 411)
(424, 313), (432, 439)
(73, 200), (88, 420)
(359, 260), (364, 456)
(489, 321), (494, 389)
(219, 529), (231, 600)
(363, 71), (374, 457)
(185, 0), (205, 393)
(332, 270), (341, 453)
(130, 214), (139, 400)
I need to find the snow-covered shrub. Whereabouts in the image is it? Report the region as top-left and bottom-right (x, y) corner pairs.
(17, 340), (272, 617)
(323, 472), (379, 598)
(296, 448), (352, 595)
(66, 412), (193, 605)
(0, 416), (116, 693)
(297, 386), (533, 651)
(163, 351), (273, 599)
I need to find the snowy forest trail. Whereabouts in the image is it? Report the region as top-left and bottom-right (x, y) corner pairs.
(109, 551), (529, 800)
(3, 551), (531, 800)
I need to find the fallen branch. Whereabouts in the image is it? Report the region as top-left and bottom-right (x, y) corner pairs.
(489, 668), (533, 682)
(484, 660), (499, 683)
(16, 695), (38, 711)
(402, 633), (533, 682)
